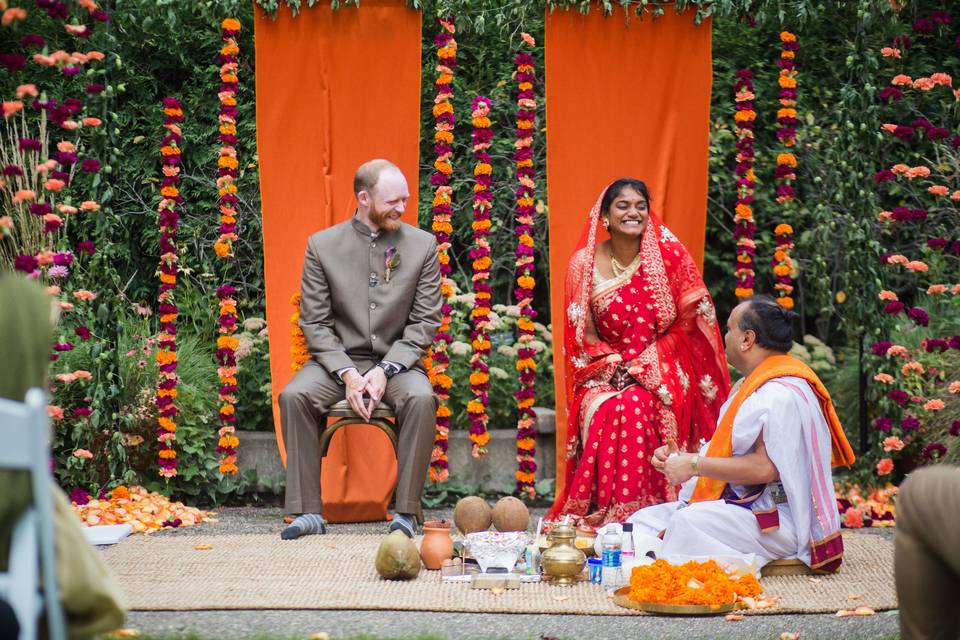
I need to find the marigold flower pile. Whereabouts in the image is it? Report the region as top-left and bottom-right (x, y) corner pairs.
(732, 69), (757, 299)
(71, 485), (213, 533)
(428, 18), (457, 481)
(468, 95), (493, 458)
(629, 559), (762, 606)
(214, 17), (243, 475)
(155, 97), (184, 479)
(513, 33), (539, 498)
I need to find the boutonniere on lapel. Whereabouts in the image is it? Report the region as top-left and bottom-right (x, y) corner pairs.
(384, 245), (401, 283)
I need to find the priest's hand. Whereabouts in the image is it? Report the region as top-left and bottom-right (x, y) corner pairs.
(664, 452), (695, 486)
(651, 438), (679, 473)
(343, 368), (371, 421)
(362, 366), (388, 417)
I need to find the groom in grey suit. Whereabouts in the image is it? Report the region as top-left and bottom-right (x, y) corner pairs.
(279, 159), (441, 540)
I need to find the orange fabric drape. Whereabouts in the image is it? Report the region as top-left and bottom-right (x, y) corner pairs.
(254, 1), (421, 522)
(544, 8), (713, 503)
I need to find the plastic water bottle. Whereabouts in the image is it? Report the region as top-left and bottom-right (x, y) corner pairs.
(601, 528), (622, 590)
(621, 523), (635, 561)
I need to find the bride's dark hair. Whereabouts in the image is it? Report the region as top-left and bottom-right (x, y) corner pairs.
(600, 178), (651, 215)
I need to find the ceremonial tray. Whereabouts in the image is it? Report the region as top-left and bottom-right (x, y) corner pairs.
(611, 587), (737, 615)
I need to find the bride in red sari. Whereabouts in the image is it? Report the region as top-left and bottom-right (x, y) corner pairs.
(548, 179), (731, 528)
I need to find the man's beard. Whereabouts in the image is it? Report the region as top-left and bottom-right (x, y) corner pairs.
(370, 204), (401, 232)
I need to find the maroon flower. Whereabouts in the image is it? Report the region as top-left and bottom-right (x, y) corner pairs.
(950, 421), (960, 437)
(893, 125), (915, 140)
(901, 415), (921, 430)
(949, 336), (960, 350)
(922, 442), (947, 460)
(883, 301), (905, 314)
(18, 138), (42, 151)
(874, 169), (895, 183)
(912, 18), (934, 34)
(928, 237), (948, 249)
(69, 488), (91, 505)
(930, 10), (951, 25)
(872, 341), (892, 356)
(19, 34), (46, 48)
(73, 407), (92, 418)
(75, 326), (92, 340)
(3, 165), (24, 176)
(76, 240), (96, 254)
(85, 83), (104, 94)
(927, 127), (950, 140)
(14, 254), (38, 273)
(907, 307), (929, 327)
(0, 54), (27, 71)
(878, 87), (903, 103)
(893, 35), (913, 49)
(889, 389), (910, 406)
(81, 159), (101, 173)
(873, 417), (893, 432)
(53, 342), (74, 352)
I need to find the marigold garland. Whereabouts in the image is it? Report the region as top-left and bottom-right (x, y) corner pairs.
(155, 97), (184, 479)
(513, 34), (539, 499)
(428, 18), (457, 481)
(214, 18), (242, 475)
(772, 31), (799, 310)
(290, 292), (309, 372)
(468, 95), (493, 458)
(732, 69), (757, 299)
(629, 559), (762, 606)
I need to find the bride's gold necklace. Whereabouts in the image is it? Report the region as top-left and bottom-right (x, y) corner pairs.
(611, 253), (639, 277)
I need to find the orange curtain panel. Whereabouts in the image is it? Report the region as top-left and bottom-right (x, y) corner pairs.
(254, 0), (422, 522)
(544, 8), (713, 503)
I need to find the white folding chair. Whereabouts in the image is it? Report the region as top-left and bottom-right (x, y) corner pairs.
(0, 389), (66, 640)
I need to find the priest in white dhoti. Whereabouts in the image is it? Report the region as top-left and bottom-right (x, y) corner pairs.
(629, 295), (856, 572)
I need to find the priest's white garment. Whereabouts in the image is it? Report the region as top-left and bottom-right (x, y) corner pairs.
(628, 376), (841, 567)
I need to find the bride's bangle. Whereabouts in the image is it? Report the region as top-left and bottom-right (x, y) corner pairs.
(690, 454), (700, 475)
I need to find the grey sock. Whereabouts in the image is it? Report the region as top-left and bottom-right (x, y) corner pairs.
(388, 513), (417, 538)
(281, 513), (326, 540)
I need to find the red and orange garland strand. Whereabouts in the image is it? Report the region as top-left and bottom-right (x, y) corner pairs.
(428, 18), (456, 481)
(468, 95), (493, 458)
(214, 17), (242, 475)
(156, 97), (184, 479)
(290, 293), (309, 373)
(513, 34), (538, 498)
(772, 31), (799, 310)
(733, 69), (757, 299)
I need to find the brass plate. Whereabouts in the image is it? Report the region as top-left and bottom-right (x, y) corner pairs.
(612, 587), (736, 615)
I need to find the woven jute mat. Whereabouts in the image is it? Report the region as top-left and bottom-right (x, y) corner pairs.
(99, 531), (895, 615)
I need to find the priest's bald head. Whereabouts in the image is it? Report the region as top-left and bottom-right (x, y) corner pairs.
(724, 294), (798, 375)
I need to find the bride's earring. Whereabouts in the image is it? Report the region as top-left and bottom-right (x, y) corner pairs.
(602, 218), (609, 230)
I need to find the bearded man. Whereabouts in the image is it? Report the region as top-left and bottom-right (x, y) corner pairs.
(279, 159), (441, 540)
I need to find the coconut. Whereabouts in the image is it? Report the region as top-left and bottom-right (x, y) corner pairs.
(374, 530), (421, 580)
(491, 496), (529, 532)
(453, 496), (492, 535)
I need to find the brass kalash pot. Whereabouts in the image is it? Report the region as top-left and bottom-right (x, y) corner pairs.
(541, 522), (586, 585)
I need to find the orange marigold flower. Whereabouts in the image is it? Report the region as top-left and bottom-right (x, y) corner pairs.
(775, 223), (793, 235)
(876, 458), (894, 475)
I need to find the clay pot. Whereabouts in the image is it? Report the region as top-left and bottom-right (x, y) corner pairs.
(419, 520), (454, 570)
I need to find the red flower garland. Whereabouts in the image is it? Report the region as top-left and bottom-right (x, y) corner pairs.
(513, 34), (538, 498)
(468, 95), (493, 458)
(155, 97), (184, 479)
(772, 31), (799, 310)
(214, 17), (242, 475)
(428, 18), (456, 482)
(733, 69), (757, 299)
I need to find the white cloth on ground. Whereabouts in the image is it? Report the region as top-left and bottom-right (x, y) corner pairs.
(628, 376), (840, 567)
